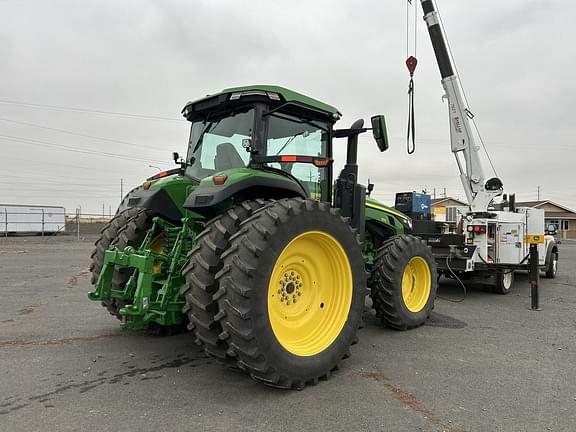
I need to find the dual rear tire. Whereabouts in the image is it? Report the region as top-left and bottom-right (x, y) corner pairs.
(183, 198), (366, 389)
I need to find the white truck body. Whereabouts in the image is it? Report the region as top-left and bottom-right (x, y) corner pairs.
(462, 208), (549, 271)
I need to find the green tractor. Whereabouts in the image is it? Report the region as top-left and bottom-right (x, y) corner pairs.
(89, 85), (437, 388)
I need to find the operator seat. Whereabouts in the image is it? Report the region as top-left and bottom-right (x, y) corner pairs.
(214, 142), (245, 171)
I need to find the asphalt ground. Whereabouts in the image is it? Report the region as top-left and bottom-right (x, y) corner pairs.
(0, 236), (575, 432)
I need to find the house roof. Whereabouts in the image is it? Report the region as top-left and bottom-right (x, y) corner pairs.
(515, 200), (576, 213)
(431, 197), (468, 207)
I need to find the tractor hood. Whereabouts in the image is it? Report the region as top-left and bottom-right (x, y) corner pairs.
(365, 197), (413, 231)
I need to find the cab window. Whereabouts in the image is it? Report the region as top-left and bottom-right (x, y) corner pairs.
(266, 113), (329, 201)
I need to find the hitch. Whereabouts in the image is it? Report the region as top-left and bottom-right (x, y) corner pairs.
(88, 217), (197, 330)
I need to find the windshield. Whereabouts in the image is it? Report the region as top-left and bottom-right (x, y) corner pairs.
(185, 109), (254, 179)
(266, 113), (329, 201)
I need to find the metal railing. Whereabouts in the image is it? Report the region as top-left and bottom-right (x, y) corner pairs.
(1, 209), (113, 239)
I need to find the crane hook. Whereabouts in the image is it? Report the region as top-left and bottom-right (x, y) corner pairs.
(406, 56), (418, 154)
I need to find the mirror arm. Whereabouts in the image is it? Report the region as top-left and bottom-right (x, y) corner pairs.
(333, 128), (368, 139)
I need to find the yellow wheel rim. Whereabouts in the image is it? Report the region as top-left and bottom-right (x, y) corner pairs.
(401, 256), (431, 313)
(149, 233), (165, 274)
(267, 231), (353, 357)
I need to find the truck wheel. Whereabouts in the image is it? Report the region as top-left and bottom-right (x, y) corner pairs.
(215, 198), (366, 389)
(494, 270), (514, 295)
(181, 199), (266, 360)
(370, 235), (437, 330)
(544, 252), (558, 279)
(89, 207), (143, 317)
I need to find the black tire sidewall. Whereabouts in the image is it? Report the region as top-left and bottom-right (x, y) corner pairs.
(496, 270), (514, 294)
(391, 241), (437, 327)
(245, 206), (365, 380)
(546, 253), (558, 278)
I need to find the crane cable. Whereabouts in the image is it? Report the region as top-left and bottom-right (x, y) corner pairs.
(406, 0), (418, 154)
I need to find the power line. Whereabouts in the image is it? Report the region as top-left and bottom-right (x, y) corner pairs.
(0, 99), (184, 123)
(0, 117), (167, 151)
(0, 173), (125, 188)
(0, 134), (169, 165)
(3, 155), (161, 178)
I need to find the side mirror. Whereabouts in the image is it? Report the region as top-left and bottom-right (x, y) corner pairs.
(371, 115), (389, 152)
(173, 152), (180, 164)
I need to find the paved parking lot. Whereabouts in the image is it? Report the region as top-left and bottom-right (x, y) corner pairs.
(1, 236), (575, 432)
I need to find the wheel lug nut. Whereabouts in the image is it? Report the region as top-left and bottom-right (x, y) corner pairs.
(297, 291), (301, 296)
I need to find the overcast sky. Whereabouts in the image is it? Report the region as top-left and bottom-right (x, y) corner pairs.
(1, 0), (574, 214)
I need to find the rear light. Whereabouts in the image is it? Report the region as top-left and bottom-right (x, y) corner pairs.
(276, 155), (332, 167)
(143, 181), (152, 190)
(212, 175), (228, 185)
(467, 225), (487, 234)
(312, 158), (331, 167)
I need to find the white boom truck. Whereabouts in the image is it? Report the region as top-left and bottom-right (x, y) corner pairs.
(412, 0), (558, 293)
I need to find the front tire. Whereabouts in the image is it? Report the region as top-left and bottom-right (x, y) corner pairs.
(370, 235), (438, 330)
(544, 252), (558, 279)
(215, 198), (366, 389)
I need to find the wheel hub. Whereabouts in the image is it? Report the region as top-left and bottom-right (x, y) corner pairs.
(278, 271), (303, 305)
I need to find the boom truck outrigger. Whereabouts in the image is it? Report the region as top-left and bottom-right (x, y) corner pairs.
(409, 0), (558, 292)
(89, 86), (438, 388)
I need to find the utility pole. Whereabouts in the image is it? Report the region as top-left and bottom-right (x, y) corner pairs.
(120, 178), (124, 201)
(443, 187), (447, 199)
(537, 186), (541, 201)
(433, 188), (436, 199)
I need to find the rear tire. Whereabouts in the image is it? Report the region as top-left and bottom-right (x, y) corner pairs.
(108, 209), (156, 316)
(215, 198), (366, 389)
(370, 235), (437, 330)
(89, 207), (144, 317)
(181, 199), (266, 360)
(494, 270), (514, 295)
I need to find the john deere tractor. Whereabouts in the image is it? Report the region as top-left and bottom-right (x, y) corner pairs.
(89, 85), (437, 388)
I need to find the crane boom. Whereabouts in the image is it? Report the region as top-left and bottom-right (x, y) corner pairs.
(419, 0), (503, 214)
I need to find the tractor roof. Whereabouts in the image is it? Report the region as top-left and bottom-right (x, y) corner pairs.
(182, 85), (341, 121)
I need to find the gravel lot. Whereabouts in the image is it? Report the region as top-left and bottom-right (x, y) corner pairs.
(1, 235), (575, 432)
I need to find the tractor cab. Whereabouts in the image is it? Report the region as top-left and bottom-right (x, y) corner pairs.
(181, 85), (339, 205)
(181, 85), (389, 235)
